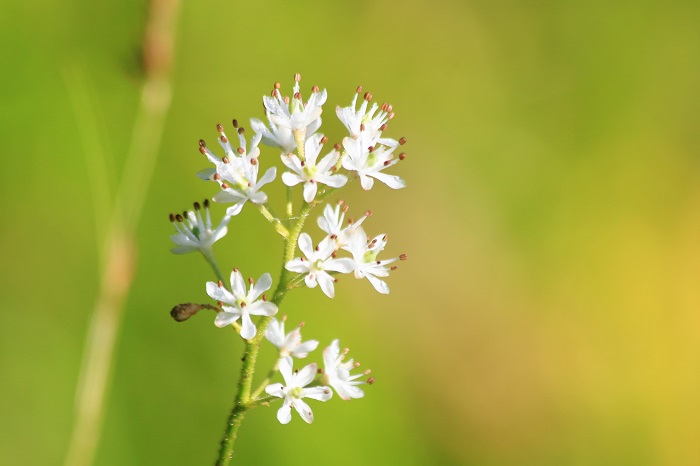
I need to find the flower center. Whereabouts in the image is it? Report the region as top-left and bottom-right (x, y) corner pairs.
(312, 258), (325, 271)
(303, 164), (318, 179)
(290, 386), (303, 399)
(362, 250), (377, 263)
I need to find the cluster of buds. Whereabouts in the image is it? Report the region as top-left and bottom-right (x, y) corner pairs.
(168, 74), (407, 425)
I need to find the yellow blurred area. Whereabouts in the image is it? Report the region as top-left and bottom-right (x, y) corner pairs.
(2, 0), (699, 464)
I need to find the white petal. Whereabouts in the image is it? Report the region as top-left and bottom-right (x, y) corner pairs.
(295, 363), (318, 386)
(298, 233), (314, 258)
(206, 281), (233, 303)
(303, 386), (333, 402)
(240, 312), (256, 340)
(277, 402), (293, 425)
(257, 166), (277, 186)
(316, 272), (335, 298)
(291, 398), (314, 424)
(365, 273), (390, 294)
(285, 258), (309, 273)
(371, 172), (406, 189)
(250, 272), (272, 300)
(282, 172), (303, 187)
(279, 356), (294, 384)
(303, 181), (317, 203)
(248, 301), (278, 317)
(359, 174), (375, 190)
(325, 257), (355, 274)
(322, 174), (348, 188)
(215, 311), (240, 328)
(304, 273), (318, 289)
(230, 269), (246, 297)
(265, 382), (285, 398)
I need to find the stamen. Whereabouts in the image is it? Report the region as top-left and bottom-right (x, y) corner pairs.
(399, 152), (406, 160)
(294, 73), (301, 82)
(356, 85), (363, 94)
(199, 139), (206, 148)
(169, 213), (175, 222)
(175, 214), (184, 222)
(217, 280), (223, 288)
(311, 85), (319, 93)
(237, 127), (245, 134)
(193, 202), (201, 210)
(274, 82), (281, 90)
(364, 92), (373, 101)
(248, 277), (254, 285)
(204, 199), (210, 208)
(367, 377), (375, 385)
(400, 254), (408, 261)
(320, 136), (328, 144)
(237, 147), (244, 155)
(216, 123), (223, 133)
(399, 137), (407, 145)
(232, 119), (239, 128)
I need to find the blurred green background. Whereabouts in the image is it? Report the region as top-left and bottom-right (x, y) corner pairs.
(2, 0), (700, 464)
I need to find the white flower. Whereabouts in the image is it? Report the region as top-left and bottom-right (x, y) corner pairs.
(321, 340), (365, 401)
(336, 88), (395, 142)
(169, 199), (230, 255)
(265, 356), (332, 424)
(265, 318), (319, 358)
(198, 124), (276, 216)
(206, 269), (278, 339)
(317, 202), (368, 251)
(348, 226), (402, 295)
(251, 74), (327, 154)
(285, 233), (354, 298)
(281, 133), (347, 203)
(342, 133), (406, 191)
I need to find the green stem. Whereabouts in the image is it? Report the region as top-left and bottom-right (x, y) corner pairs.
(201, 249), (226, 284)
(215, 202), (314, 465)
(257, 204), (289, 238)
(249, 357), (281, 400)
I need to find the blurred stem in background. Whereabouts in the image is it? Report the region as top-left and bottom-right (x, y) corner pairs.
(63, 1), (181, 465)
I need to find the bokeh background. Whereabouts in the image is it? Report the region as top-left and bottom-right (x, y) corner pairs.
(2, 0), (700, 464)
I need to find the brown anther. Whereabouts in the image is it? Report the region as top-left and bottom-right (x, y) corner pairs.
(331, 252), (338, 258)
(298, 321), (305, 327)
(262, 294), (267, 301)
(342, 204), (349, 213)
(222, 156), (230, 164)
(364, 369), (372, 375)
(213, 173), (221, 181)
(237, 147), (244, 155)
(317, 368), (324, 374)
(342, 348), (350, 355)
(364, 92), (372, 101)
(356, 85), (363, 94)
(301, 160), (306, 167)
(367, 377), (375, 385)
(284, 96), (290, 105)
(221, 135), (228, 144)
(216, 123), (224, 132)
(204, 199), (210, 208)
(366, 210), (372, 217)
(360, 123), (366, 132)
(380, 124), (388, 132)
(330, 234), (337, 239)
(381, 103), (388, 112)
(240, 302), (246, 308)
(382, 235), (387, 241)
(233, 267), (239, 272)
(217, 280), (224, 288)
(334, 277), (338, 283)
(331, 166), (337, 172)
(353, 362), (361, 368)
(368, 145), (375, 153)
(391, 266), (398, 271)
(386, 104), (393, 113)
(348, 218), (354, 225)
(175, 214), (184, 222)
(274, 82), (281, 90)
(399, 137), (407, 145)
(193, 201), (201, 211)
(199, 139), (206, 147)
(376, 260), (381, 265)
(400, 254), (408, 261)
(281, 315), (287, 322)
(247, 181), (252, 187)
(388, 112), (395, 119)
(383, 160), (392, 166)
(217, 301), (223, 308)
(315, 245), (320, 251)
(232, 119), (239, 128)
(293, 92), (301, 100)
(199, 146), (206, 154)
(250, 158), (257, 165)
(237, 127), (245, 134)
(334, 143), (341, 151)
(248, 277), (254, 285)
(320, 136), (328, 144)
(169, 213), (175, 222)
(399, 152), (406, 160)
(221, 183), (229, 189)
(182, 210), (188, 218)
(312, 85), (319, 93)
(294, 73), (301, 82)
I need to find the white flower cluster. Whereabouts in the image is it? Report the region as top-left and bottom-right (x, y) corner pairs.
(168, 74), (406, 426)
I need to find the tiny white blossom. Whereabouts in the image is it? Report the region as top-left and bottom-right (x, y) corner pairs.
(336, 88), (395, 143)
(348, 226), (402, 295)
(251, 74), (327, 154)
(206, 270), (278, 339)
(281, 133), (347, 203)
(169, 199), (230, 255)
(321, 340), (366, 401)
(342, 133), (406, 191)
(285, 233), (354, 298)
(198, 125), (276, 216)
(265, 356), (332, 424)
(265, 318), (319, 358)
(317, 203), (368, 251)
